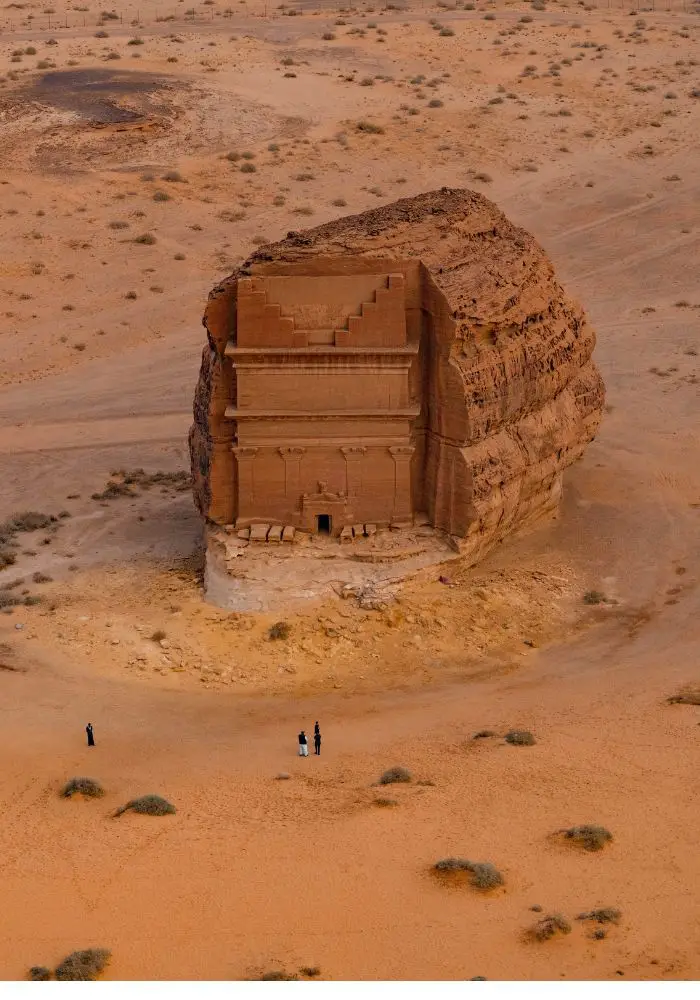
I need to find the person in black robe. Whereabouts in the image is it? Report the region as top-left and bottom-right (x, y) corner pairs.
(314, 722), (321, 756)
(86, 722), (95, 747)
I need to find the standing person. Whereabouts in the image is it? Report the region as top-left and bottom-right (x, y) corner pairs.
(86, 722), (95, 747)
(314, 727), (321, 756)
(298, 730), (308, 757)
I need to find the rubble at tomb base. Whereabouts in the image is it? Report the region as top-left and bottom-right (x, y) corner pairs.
(190, 188), (604, 604)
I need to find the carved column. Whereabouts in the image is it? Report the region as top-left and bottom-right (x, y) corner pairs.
(341, 446), (366, 499)
(389, 445), (415, 523)
(231, 446), (258, 521)
(278, 447), (306, 505)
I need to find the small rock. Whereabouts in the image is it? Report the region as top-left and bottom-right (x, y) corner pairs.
(14, 623), (24, 631)
(530, 904), (543, 913)
(275, 772), (291, 780)
(111, 638), (120, 645)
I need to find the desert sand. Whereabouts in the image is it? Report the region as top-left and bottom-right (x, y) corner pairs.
(0, 0), (699, 981)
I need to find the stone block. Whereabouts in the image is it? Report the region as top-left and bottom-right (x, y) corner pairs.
(237, 527), (251, 540)
(352, 524), (364, 538)
(364, 523), (377, 537)
(282, 525), (296, 543)
(267, 525), (282, 544)
(250, 523), (270, 542)
(339, 526), (353, 543)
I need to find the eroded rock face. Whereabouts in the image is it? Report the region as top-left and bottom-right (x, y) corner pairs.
(190, 188), (604, 565)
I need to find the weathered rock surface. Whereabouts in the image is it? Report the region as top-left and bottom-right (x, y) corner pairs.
(190, 188), (604, 567)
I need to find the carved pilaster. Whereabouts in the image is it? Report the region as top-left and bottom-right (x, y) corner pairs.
(389, 445), (414, 522)
(278, 446), (306, 499)
(232, 446), (258, 519)
(341, 445), (367, 498)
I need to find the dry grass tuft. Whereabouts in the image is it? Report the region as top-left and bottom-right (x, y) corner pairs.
(667, 685), (700, 706)
(505, 730), (536, 746)
(378, 766), (412, 785)
(561, 825), (612, 852)
(114, 795), (176, 817)
(62, 778), (104, 799)
(528, 913), (571, 941)
(433, 858), (504, 889)
(54, 949), (111, 981)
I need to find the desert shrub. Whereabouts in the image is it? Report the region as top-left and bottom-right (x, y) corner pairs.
(577, 907), (621, 924)
(115, 795), (175, 817)
(356, 120), (384, 134)
(62, 777), (104, 799)
(583, 589), (606, 605)
(300, 966), (320, 977)
(374, 796), (398, 807)
(268, 620), (290, 640)
(428, 99), (443, 108)
(153, 190), (171, 202)
(562, 825), (612, 852)
(28, 967), (51, 981)
(667, 686), (700, 705)
(505, 730), (536, 746)
(150, 629), (167, 642)
(473, 172), (492, 183)
(3, 511), (53, 534)
(258, 971), (298, 981)
(322, 32), (335, 40)
(529, 913), (571, 941)
(0, 549), (16, 569)
(439, 28), (454, 36)
(433, 858), (504, 889)
(473, 730), (497, 739)
(54, 949), (111, 981)
(240, 162), (257, 173)
(133, 232), (156, 245)
(378, 765), (411, 785)
(32, 572), (52, 583)
(162, 170), (184, 182)
(332, 198), (347, 207)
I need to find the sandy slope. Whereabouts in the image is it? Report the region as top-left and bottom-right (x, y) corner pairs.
(0, 0), (699, 981)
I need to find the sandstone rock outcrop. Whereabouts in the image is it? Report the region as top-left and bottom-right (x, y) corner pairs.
(190, 188), (604, 565)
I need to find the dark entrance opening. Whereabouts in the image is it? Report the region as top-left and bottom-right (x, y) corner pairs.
(316, 514), (331, 535)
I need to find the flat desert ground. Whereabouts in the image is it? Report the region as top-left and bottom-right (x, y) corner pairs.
(1, 0), (699, 981)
